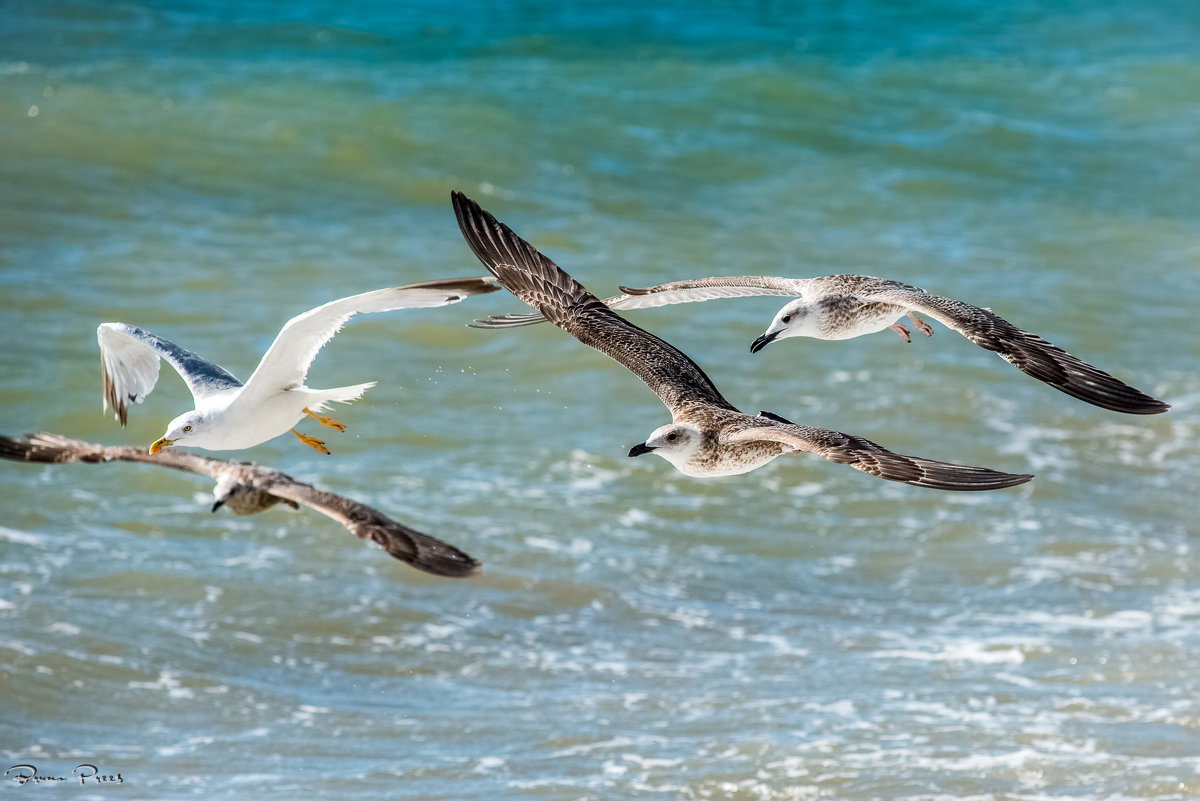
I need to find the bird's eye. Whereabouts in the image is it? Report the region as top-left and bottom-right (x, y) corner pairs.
(782, 315), (792, 324)
(666, 432), (678, 442)
(183, 425), (192, 432)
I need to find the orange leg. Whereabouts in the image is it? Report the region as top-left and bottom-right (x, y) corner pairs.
(291, 428), (330, 455)
(303, 407), (346, 432)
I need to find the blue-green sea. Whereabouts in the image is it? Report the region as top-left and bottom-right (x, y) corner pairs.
(2, 2), (1198, 798)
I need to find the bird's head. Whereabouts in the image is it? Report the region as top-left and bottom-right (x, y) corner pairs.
(211, 477), (295, 515)
(751, 299), (814, 353)
(628, 422), (704, 469)
(149, 411), (208, 454)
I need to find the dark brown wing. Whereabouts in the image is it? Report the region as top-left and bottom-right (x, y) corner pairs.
(724, 424), (1034, 491)
(862, 285), (1170, 415)
(0, 431), (231, 477)
(452, 191), (737, 415)
(263, 480), (481, 578)
(0, 433), (481, 578)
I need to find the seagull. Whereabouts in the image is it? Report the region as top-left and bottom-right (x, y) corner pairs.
(452, 191), (1032, 490)
(98, 276), (500, 455)
(0, 432), (481, 577)
(473, 274), (1169, 415)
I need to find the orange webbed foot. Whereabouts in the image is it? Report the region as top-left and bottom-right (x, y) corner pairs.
(291, 428), (331, 454)
(303, 408), (347, 432)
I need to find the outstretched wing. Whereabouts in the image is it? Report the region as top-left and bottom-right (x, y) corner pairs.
(723, 423), (1034, 491)
(617, 275), (808, 305)
(0, 432), (481, 578)
(0, 430), (229, 476)
(858, 284), (1170, 415)
(470, 275), (807, 329)
(452, 191), (737, 415)
(239, 277), (500, 402)
(97, 323), (243, 426)
(263, 479), (481, 578)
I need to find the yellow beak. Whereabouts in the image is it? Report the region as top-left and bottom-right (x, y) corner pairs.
(148, 437), (174, 455)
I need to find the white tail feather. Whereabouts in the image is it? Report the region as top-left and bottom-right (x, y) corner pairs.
(306, 382), (377, 413)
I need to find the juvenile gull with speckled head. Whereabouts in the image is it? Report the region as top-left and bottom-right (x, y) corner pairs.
(474, 274), (1168, 415)
(0, 432), (480, 577)
(453, 191), (1032, 490)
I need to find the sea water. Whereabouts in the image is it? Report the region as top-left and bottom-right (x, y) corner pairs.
(1, 2), (1198, 798)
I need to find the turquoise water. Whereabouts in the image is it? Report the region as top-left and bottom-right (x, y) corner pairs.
(2, 2), (1198, 798)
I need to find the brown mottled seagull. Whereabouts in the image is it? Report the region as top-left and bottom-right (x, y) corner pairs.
(473, 274), (1168, 415)
(452, 191), (1032, 491)
(98, 277), (500, 455)
(0, 432), (481, 577)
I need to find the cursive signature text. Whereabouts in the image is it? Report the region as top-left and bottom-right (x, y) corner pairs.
(5, 764), (123, 786)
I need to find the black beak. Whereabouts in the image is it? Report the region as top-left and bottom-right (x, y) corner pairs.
(628, 442), (656, 458)
(750, 330), (778, 353)
(211, 499), (225, 513)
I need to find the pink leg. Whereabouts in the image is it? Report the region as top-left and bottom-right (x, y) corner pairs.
(888, 322), (912, 343)
(908, 312), (934, 337)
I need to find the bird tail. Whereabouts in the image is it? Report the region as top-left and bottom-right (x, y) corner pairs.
(307, 381), (377, 413)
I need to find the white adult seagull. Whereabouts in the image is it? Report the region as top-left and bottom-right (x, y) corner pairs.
(98, 277), (500, 454)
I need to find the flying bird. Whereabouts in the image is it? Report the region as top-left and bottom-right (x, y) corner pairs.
(0, 432), (481, 578)
(473, 274), (1168, 415)
(98, 276), (500, 455)
(452, 191), (1032, 491)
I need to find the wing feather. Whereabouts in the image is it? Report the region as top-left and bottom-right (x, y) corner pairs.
(617, 275), (808, 305)
(264, 480), (481, 577)
(723, 424), (1033, 491)
(97, 323), (242, 425)
(240, 277), (499, 402)
(470, 275), (808, 329)
(0, 432), (481, 578)
(859, 285), (1170, 414)
(452, 191), (736, 414)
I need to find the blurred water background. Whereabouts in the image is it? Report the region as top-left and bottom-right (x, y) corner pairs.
(1, 1), (1198, 798)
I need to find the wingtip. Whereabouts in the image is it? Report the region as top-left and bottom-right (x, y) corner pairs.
(416, 553), (483, 579)
(1129, 398), (1172, 415)
(963, 468), (1035, 491)
(398, 275), (505, 299)
(450, 189), (475, 219)
(983, 469), (1035, 490)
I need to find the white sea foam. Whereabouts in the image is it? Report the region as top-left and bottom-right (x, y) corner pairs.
(0, 639), (37, 656)
(873, 640), (1025, 665)
(129, 670), (195, 699)
(524, 536), (593, 555)
(0, 526), (48, 546)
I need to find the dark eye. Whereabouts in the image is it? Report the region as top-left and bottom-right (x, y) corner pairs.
(183, 425), (192, 432)
(781, 315), (792, 324)
(666, 432), (678, 442)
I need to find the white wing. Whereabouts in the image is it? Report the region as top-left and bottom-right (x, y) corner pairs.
(239, 277), (499, 401)
(471, 275), (808, 328)
(97, 323), (243, 426)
